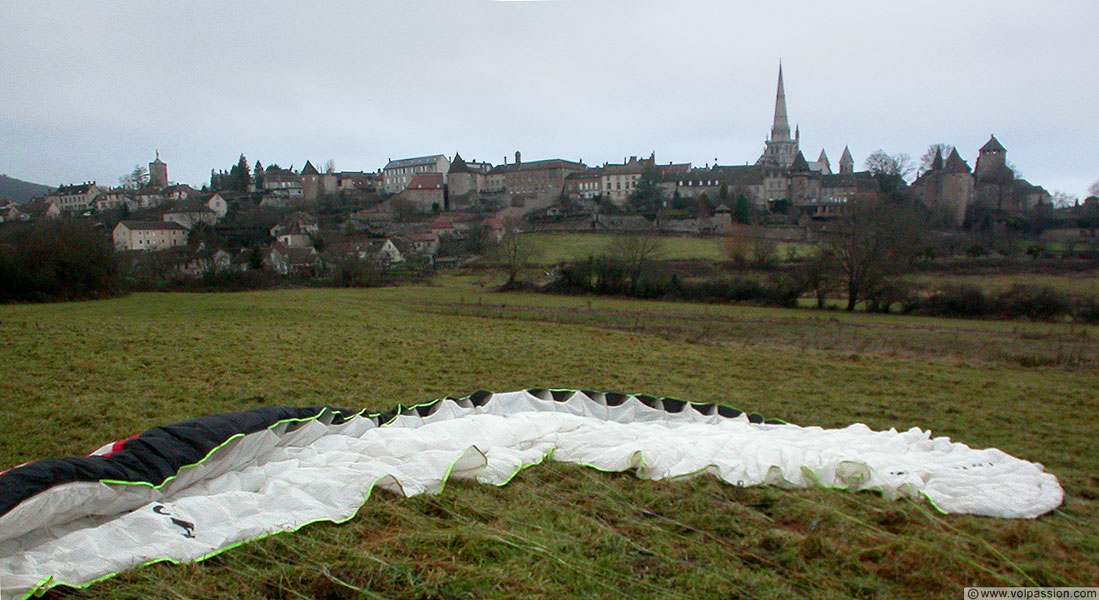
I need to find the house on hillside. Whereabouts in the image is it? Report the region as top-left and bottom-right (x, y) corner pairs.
(0, 201), (29, 223)
(163, 201), (218, 229)
(129, 185), (166, 210)
(177, 249), (232, 277)
(276, 231), (314, 249)
(265, 242), (322, 275)
(20, 199), (61, 220)
(113, 220), (189, 251)
(394, 173), (445, 213)
(161, 184), (200, 202)
(269, 212), (319, 238)
(329, 238), (403, 266)
(403, 232), (440, 257)
(94, 189), (133, 213)
(46, 182), (105, 213)
(383, 154), (450, 194)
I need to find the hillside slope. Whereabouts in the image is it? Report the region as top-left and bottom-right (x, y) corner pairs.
(0, 174), (53, 203)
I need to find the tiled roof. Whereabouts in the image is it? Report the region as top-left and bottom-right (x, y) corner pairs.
(406, 173), (444, 190)
(490, 159), (584, 174)
(980, 135), (1006, 153)
(52, 183), (98, 196)
(119, 220), (189, 231)
(942, 148), (972, 174)
(384, 155), (447, 170)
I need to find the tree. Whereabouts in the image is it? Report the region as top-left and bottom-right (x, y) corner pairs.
(0, 219), (120, 302)
(1051, 191), (1078, 209)
(605, 234), (664, 293)
(1088, 180), (1099, 198)
(119, 165), (150, 190)
(628, 163), (664, 218)
(918, 144), (954, 175)
(253, 162), (264, 189)
(825, 199), (927, 311)
(865, 150), (915, 182)
(229, 154), (251, 193)
(733, 194), (751, 224)
(248, 246), (264, 270)
(492, 230), (540, 285)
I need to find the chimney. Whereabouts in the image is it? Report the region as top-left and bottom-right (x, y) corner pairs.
(515, 151), (521, 166)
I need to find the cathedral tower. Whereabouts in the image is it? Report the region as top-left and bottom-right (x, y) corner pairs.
(758, 64), (800, 168)
(838, 146), (854, 174)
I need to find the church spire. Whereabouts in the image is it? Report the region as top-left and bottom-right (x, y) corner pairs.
(771, 63), (791, 143)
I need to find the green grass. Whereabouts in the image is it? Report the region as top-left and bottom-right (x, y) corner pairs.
(905, 272), (1099, 297)
(525, 232), (815, 264)
(527, 233), (727, 263)
(1, 283), (1097, 598)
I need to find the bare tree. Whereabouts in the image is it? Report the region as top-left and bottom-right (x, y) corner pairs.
(864, 150), (915, 183)
(1051, 191), (1078, 208)
(606, 234), (664, 292)
(1088, 180), (1099, 198)
(918, 143), (954, 175)
(492, 231), (540, 285)
(825, 199), (927, 311)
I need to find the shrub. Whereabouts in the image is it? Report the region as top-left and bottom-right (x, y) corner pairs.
(1074, 298), (1099, 324)
(904, 286), (991, 318)
(993, 285), (1072, 321)
(0, 220), (120, 302)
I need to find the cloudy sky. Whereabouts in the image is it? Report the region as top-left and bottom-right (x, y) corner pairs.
(2, 0), (1096, 198)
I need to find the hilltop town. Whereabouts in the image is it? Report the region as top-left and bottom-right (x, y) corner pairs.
(1, 67), (1096, 284)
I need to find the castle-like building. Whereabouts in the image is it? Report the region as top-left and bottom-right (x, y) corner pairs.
(912, 134), (1051, 226)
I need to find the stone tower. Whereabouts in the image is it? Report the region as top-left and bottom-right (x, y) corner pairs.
(301, 160), (321, 202)
(974, 134), (1009, 181)
(838, 146), (854, 174)
(758, 64), (800, 168)
(149, 150), (168, 188)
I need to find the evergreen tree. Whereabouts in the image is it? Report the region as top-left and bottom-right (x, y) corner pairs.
(229, 154), (251, 193)
(733, 194), (751, 224)
(253, 162), (264, 189)
(628, 163), (664, 218)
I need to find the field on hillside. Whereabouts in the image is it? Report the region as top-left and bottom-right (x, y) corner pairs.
(1, 282), (1097, 599)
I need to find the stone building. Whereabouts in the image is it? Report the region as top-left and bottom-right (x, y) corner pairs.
(487, 151), (586, 211)
(394, 173), (445, 213)
(383, 155), (450, 194)
(445, 153), (493, 209)
(113, 221), (189, 251)
(46, 182), (105, 213)
(911, 147), (976, 226)
(973, 135), (1050, 212)
(149, 151), (168, 187)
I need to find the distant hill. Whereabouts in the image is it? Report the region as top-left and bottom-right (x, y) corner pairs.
(0, 174), (54, 204)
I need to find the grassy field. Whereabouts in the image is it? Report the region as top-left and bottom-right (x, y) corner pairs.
(1, 281), (1097, 598)
(904, 272), (1099, 297)
(527, 233), (729, 263)
(526, 232), (814, 264)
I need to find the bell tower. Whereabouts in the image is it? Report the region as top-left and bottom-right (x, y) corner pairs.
(149, 150), (168, 187)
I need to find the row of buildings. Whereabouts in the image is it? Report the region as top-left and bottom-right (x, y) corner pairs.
(36, 65), (1052, 230)
(375, 65), (1048, 224)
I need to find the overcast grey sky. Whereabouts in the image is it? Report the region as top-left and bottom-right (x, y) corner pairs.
(2, 0), (1096, 198)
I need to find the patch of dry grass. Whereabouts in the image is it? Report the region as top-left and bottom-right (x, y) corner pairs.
(0, 284), (1096, 599)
